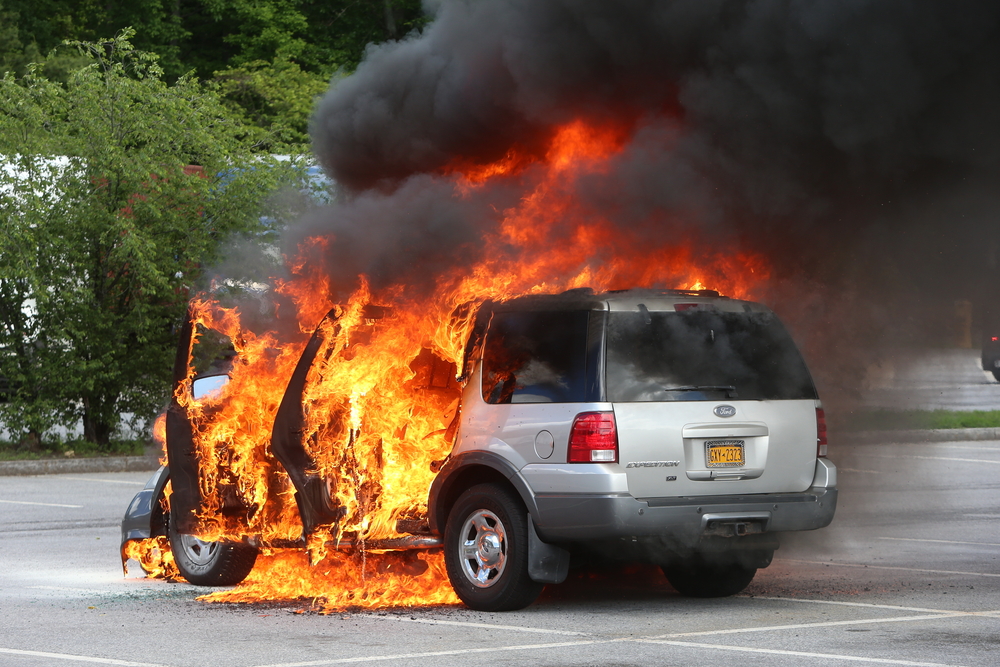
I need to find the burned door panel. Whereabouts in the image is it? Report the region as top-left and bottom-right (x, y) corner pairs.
(270, 308), (346, 538)
(165, 306), (202, 535)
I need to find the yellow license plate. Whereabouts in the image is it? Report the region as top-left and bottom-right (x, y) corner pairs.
(706, 440), (745, 468)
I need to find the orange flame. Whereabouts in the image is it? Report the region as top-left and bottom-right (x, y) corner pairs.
(134, 118), (770, 609)
(202, 550), (459, 610)
(123, 537), (179, 580)
(151, 413), (167, 465)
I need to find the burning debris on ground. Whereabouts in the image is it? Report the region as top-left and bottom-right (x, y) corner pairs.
(124, 0), (1000, 610)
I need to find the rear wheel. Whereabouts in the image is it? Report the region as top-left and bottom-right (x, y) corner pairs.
(444, 483), (544, 611)
(992, 369), (1000, 382)
(168, 507), (258, 586)
(662, 558), (757, 598)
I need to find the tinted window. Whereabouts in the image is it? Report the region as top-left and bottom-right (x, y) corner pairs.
(606, 309), (817, 401)
(482, 311), (589, 403)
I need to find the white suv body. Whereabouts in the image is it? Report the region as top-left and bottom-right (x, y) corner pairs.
(429, 289), (836, 609)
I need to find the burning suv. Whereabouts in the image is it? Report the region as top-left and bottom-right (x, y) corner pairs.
(122, 288), (836, 611)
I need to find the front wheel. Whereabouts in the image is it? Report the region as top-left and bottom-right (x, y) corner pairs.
(662, 559), (757, 598)
(444, 483), (544, 611)
(168, 508), (259, 586)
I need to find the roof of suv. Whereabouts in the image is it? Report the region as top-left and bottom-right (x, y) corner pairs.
(491, 288), (769, 314)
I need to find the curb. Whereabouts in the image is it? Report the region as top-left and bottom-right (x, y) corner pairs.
(0, 455), (161, 476)
(838, 427), (1000, 445)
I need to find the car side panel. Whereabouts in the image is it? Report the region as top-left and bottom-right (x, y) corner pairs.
(453, 360), (609, 467)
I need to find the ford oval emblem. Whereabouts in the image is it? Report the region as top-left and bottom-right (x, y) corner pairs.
(714, 405), (737, 418)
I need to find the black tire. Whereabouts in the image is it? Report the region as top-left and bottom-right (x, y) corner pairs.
(168, 507), (258, 586)
(992, 369), (1000, 382)
(662, 559), (757, 598)
(443, 483), (544, 611)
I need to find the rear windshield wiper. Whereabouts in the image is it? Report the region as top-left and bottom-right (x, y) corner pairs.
(660, 385), (738, 398)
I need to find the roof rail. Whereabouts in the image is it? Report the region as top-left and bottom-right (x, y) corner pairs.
(606, 288), (723, 298)
(666, 288), (722, 297)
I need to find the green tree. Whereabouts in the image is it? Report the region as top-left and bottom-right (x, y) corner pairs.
(298, 0), (429, 74)
(213, 56), (329, 146)
(0, 158), (69, 450)
(0, 0), (427, 145)
(5, 0), (428, 80)
(0, 67), (68, 448)
(4, 1), (428, 149)
(0, 0), (39, 76)
(0, 30), (316, 447)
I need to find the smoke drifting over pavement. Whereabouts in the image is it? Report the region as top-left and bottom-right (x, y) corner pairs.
(296, 0), (1000, 411)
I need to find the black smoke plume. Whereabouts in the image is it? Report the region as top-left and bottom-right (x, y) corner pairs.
(296, 0), (1000, 411)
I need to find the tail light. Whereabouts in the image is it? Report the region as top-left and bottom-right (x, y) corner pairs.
(816, 407), (828, 458)
(568, 412), (618, 463)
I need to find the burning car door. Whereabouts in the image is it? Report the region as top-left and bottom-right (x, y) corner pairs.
(121, 304), (259, 585)
(270, 303), (461, 552)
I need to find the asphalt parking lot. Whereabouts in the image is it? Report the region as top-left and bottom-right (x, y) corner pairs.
(860, 348), (1000, 411)
(0, 434), (998, 667)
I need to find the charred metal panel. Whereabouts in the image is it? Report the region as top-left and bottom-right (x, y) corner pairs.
(120, 465), (170, 546)
(458, 300), (491, 382)
(165, 306), (201, 535)
(270, 308), (344, 537)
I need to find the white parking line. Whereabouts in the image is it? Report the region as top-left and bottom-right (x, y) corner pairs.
(636, 639), (968, 667)
(0, 647), (169, 666)
(879, 536), (1000, 548)
(19, 592), (978, 667)
(249, 620), (979, 667)
(783, 558), (1000, 578)
(866, 453), (1000, 465)
(251, 640), (612, 667)
(752, 595), (992, 615)
(0, 499), (83, 508)
(363, 614), (590, 636)
(62, 476), (145, 486)
(650, 613), (964, 639)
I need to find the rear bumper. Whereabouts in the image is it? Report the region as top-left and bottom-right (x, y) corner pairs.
(528, 458), (838, 543)
(532, 486), (837, 541)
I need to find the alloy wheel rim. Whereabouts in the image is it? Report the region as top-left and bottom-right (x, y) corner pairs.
(458, 509), (507, 588)
(178, 533), (220, 566)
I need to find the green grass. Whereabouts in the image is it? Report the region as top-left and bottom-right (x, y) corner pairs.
(836, 409), (1000, 432)
(0, 438), (149, 461)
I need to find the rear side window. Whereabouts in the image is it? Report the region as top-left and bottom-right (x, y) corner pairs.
(606, 308), (817, 402)
(482, 311), (589, 403)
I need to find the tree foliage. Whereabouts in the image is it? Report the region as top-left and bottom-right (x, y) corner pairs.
(2, 0), (428, 149)
(0, 31), (318, 447)
(213, 56), (330, 147)
(3, 0), (428, 79)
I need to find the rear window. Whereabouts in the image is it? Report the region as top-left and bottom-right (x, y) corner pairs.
(605, 308), (817, 402)
(482, 311), (589, 403)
